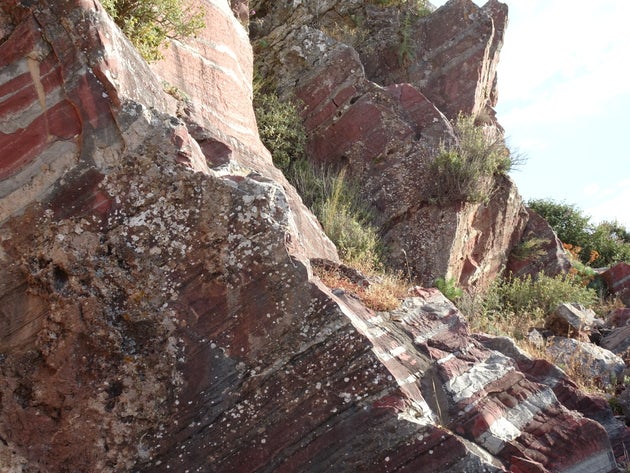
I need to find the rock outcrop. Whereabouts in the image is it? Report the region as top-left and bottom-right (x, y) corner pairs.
(602, 262), (630, 307)
(250, 0), (529, 289)
(507, 208), (572, 279)
(1, 1), (627, 473)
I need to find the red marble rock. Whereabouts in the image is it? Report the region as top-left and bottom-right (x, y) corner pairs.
(0, 1), (626, 473)
(602, 262), (630, 306)
(507, 209), (572, 279)
(251, 1), (528, 290)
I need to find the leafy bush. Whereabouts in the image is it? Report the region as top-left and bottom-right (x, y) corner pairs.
(484, 273), (597, 320)
(253, 90), (307, 173)
(528, 199), (630, 266)
(585, 221), (630, 266)
(102, 0), (205, 62)
(430, 114), (518, 204)
(434, 277), (463, 302)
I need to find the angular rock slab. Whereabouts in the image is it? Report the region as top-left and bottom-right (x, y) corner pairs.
(545, 303), (597, 341)
(602, 262), (630, 306)
(340, 287), (618, 473)
(546, 337), (625, 389)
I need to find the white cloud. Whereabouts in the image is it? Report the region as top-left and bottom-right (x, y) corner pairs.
(497, 1), (630, 126)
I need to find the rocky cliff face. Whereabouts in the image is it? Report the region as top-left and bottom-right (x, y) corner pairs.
(0, 1), (626, 472)
(250, 0), (528, 289)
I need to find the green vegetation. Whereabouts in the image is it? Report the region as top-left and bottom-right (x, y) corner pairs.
(528, 198), (630, 266)
(434, 277), (463, 302)
(430, 114), (520, 204)
(253, 90), (307, 172)
(398, 11), (416, 66)
(510, 237), (549, 261)
(318, 170), (381, 266)
(102, 0), (205, 62)
(462, 273), (598, 340)
(253, 80), (410, 310)
(253, 85), (380, 267)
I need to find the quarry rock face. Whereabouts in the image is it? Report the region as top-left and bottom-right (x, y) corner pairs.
(0, 1), (628, 473)
(251, 0), (528, 289)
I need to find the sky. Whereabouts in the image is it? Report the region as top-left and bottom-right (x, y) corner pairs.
(430, 0), (630, 229)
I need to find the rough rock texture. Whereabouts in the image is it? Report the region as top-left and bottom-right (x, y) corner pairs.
(250, 0), (529, 289)
(358, 0), (509, 121)
(602, 325), (630, 361)
(546, 337), (625, 389)
(507, 209), (572, 279)
(151, 0), (337, 262)
(602, 262), (630, 307)
(545, 303), (597, 341)
(1, 1), (628, 473)
(608, 307), (630, 328)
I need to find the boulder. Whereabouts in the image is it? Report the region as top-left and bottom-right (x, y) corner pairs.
(546, 337), (625, 388)
(507, 209), (572, 279)
(608, 307), (630, 327)
(545, 303), (597, 341)
(601, 262), (630, 306)
(601, 325), (630, 361)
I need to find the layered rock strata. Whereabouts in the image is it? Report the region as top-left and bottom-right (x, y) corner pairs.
(0, 1), (626, 473)
(250, 0), (530, 289)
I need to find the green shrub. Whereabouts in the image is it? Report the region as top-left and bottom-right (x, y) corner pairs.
(430, 114), (517, 204)
(102, 0), (205, 62)
(253, 83), (379, 267)
(434, 277), (463, 302)
(253, 91), (307, 173)
(318, 170), (380, 266)
(585, 221), (630, 266)
(510, 237), (549, 261)
(461, 272), (598, 339)
(528, 199), (630, 266)
(484, 272), (597, 320)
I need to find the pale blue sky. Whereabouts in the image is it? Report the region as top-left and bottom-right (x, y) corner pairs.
(431, 0), (630, 228)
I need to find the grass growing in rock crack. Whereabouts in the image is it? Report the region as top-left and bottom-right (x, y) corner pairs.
(253, 85), (410, 310)
(430, 114), (524, 204)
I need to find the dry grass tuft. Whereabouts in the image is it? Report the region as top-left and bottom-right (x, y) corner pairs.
(314, 263), (409, 312)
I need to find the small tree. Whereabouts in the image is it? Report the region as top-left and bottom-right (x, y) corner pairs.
(527, 199), (591, 247)
(102, 0), (205, 62)
(528, 199), (630, 266)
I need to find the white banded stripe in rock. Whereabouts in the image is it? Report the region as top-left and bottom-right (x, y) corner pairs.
(477, 388), (558, 454)
(444, 353), (514, 403)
